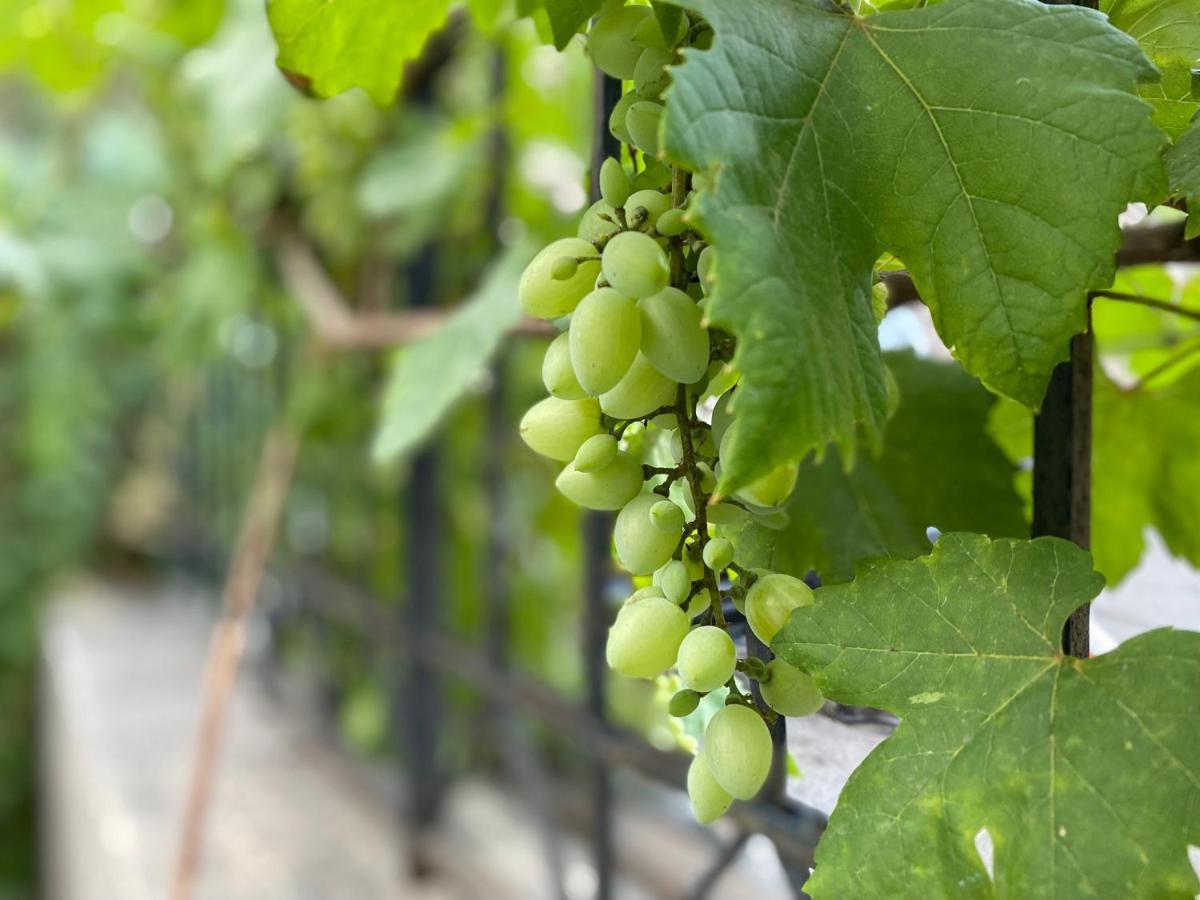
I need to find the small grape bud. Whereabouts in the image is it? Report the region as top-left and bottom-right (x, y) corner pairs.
(551, 256), (579, 281)
(702, 537), (734, 572)
(669, 689), (702, 717)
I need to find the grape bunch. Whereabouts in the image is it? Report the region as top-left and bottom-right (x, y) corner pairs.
(518, 2), (825, 824)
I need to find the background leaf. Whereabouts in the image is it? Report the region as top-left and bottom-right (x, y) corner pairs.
(1167, 118), (1200, 238)
(665, 0), (1166, 492)
(775, 533), (1200, 899)
(542, 0), (604, 49)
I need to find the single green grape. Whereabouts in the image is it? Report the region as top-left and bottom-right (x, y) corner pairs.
(587, 5), (652, 80)
(519, 396), (602, 461)
(702, 704), (772, 800)
(602, 231), (668, 300)
(669, 689), (702, 718)
(569, 288), (641, 395)
(608, 90), (640, 145)
(634, 47), (673, 98)
(658, 558), (691, 605)
(650, 499), (686, 534)
(615, 492), (681, 576)
(626, 100), (664, 156)
(697, 245), (714, 294)
(655, 207), (687, 237)
(600, 353), (677, 420)
(676, 625), (736, 693)
(745, 572), (814, 644)
(577, 199), (621, 245)
(519, 238), (602, 319)
(624, 188), (671, 232)
(737, 459), (800, 509)
(600, 157), (631, 210)
(542, 332), (587, 400)
(687, 753), (733, 824)
(702, 537), (734, 572)
(605, 594), (689, 679)
(555, 451), (643, 510)
(632, 157), (672, 191)
(639, 287), (709, 384)
(759, 659), (825, 717)
(574, 433), (619, 473)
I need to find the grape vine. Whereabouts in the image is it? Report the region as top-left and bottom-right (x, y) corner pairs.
(517, 4), (823, 822)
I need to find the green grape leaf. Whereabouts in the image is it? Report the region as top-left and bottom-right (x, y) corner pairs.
(542, 0), (604, 49)
(267, 0), (453, 103)
(728, 354), (1026, 583)
(372, 243), (531, 463)
(664, 0), (1166, 492)
(1103, 0), (1200, 139)
(774, 533), (1200, 899)
(1167, 118), (1200, 239)
(652, 2), (684, 45)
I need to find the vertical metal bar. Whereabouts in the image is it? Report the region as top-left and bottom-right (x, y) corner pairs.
(583, 67), (624, 900)
(1032, 317), (1093, 658)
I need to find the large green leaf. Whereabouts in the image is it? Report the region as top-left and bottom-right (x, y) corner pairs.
(1167, 118), (1200, 238)
(774, 533), (1200, 899)
(728, 354), (1026, 583)
(664, 0), (1166, 492)
(1103, 0), (1200, 139)
(267, 0), (453, 103)
(372, 244), (532, 463)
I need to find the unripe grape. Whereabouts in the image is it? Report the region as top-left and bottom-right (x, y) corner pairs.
(650, 499), (685, 534)
(569, 288), (641, 395)
(632, 158), (672, 191)
(676, 625), (736, 693)
(599, 157), (631, 209)
(669, 689), (702, 718)
(587, 5), (651, 79)
(519, 396), (602, 461)
(602, 231), (668, 300)
(697, 245), (714, 293)
(634, 47), (673, 98)
(707, 502), (750, 527)
(697, 462), (717, 494)
(759, 659), (825, 717)
(551, 256), (578, 280)
(709, 391), (734, 443)
(624, 188), (671, 231)
(745, 573), (814, 644)
(605, 595), (689, 679)
(736, 459), (800, 509)
(555, 451), (643, 510)
(687, 587), (712, 618)
(626, 100), (664, 156)
(702, 537), (734, 572)
(702, 704), (773, 800)
(542, 332), (587, 400)
(600, 353), (676, 420)
(574, 433), (618, 473)
(639, 287), (709, 384)
(608, 90), (640, 145)
(655, 207), (687, 237)
(687, 753), (733, 823)
(615, 493), (681, 575)
(658, 558), (691, 605)
(577, 199), (621, 245)
(520, 238), (602, 318)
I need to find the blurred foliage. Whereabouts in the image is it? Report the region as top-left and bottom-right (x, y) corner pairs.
(0, 0), (594, 892)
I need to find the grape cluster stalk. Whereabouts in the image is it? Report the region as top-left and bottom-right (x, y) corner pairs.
(518, 1), (826, 823)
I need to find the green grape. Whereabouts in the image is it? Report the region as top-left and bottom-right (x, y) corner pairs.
(687, 587), (712, 618)
(520, 238), (602, 319)
(626, 100), (664, 156)
(624, 188), (671, 231)
(708, 387), (735, 443)
(615, 492), (681, 575)
(634, 47), (673, 98)
(687, 753), (733, 824)
(669, 689), (702, 718)
(676, 625), (736, 693)
(650, 499), (686, 534)
(556, 451), (644, 510)
(702, 537), (734, 572)
(655, 207), (687, 237)
(608, 90), (640, 145)
(519, 396), (602, 461)
(569, 288), (641, 395)
(574, 433), (618, 473)
(702, 704), (773, 800)
(600, 353), (676, 420)
(605, 594), (689, 679)
(707, 502), (750, 527)
(587, 5), (652, 79)
(599, 157), (631, 209)
(577, 199), (621, 245)
(602, 231), (668, 300)
(542, 332), (587, 400)
(759, 659), (825, 717)
(745, 573), (814, 644)
(633, 8), (688, 50)
(658, 558), (691, 604)
(632, 157), (672, 191)
(697, 245), (714, 293)
(697, 462), (717, 494)
(736, 459), (799, 509)
(624, 585), (666, 607)
(693, 25), (714, 51)
(639, 287), (709, 384)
